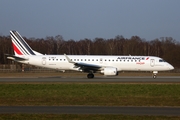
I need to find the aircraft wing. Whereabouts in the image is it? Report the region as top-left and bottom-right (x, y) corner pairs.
(64, 54), (102, 72)
(5, 54), (28, 61)
(74, 62), (102, 72)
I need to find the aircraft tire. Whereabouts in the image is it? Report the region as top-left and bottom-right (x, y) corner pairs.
(153, 75), (157, 79)
(87, 73), (94, 79)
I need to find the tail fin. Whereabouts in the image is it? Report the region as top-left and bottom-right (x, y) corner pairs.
(10, 30), (42, 55)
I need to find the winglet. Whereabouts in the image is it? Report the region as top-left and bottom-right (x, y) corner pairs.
(64, 54), (75, 63)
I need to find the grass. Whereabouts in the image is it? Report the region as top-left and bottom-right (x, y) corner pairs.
(0, 83), (179, 119)
(0, 114), (180, 120)
(0, 83), (180, 106)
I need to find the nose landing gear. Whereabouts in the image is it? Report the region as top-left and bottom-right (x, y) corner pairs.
(153, 75), (157, 79)
(152, 71), (158, 79)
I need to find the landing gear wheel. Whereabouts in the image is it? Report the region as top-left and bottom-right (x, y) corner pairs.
(153, 75), (157, 79)
(152, 71), (158, 79)
(87, 73), (94, 79)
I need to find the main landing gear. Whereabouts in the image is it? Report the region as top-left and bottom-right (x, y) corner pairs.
(152, 71), (158, 79)
(87, 73), (94, 79)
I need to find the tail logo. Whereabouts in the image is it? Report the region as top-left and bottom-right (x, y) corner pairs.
(10, 31), (35, 55)
(12, 43), (23, 55)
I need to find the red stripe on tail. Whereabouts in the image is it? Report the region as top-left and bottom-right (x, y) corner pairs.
(12, 43), (23, 55)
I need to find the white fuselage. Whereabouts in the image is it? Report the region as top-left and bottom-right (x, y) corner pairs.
(9, 30), (174, 78)
(17, 55), (174, 72)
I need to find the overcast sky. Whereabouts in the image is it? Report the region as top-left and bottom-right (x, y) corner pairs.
(0, 0), (180, 41)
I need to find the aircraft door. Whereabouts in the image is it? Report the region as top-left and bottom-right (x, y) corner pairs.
(150, 59), (155, 67)
(42, 57), (46, 65)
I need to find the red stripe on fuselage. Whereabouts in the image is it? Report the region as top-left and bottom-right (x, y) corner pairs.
(12, 43), (23, 55)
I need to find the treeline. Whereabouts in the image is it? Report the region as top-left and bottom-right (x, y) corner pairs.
(0, 35), (180, 68)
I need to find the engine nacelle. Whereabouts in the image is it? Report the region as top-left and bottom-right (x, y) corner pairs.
(101, 67), (118, 76)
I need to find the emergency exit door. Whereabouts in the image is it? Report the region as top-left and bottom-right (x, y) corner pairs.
(42, 57), (46, 65)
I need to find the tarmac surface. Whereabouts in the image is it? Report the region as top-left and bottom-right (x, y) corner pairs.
(0, 76), (180, 83)
(0, 106), (180, 116)
(0, 76), (179, 116)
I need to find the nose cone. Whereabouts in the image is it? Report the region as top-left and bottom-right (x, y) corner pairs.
(168, 64), (174, 70)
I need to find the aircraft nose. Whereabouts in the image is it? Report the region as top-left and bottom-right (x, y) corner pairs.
(168, 64), (174, 70)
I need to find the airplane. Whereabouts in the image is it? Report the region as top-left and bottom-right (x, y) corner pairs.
(6, 30), (174, 79)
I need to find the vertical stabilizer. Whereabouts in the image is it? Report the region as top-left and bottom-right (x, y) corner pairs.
(10, 30), (35, 55)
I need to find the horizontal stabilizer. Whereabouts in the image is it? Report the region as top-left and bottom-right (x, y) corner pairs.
(5, 54), (28, 61)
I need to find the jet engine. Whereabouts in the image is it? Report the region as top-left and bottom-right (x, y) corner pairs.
(101, 67), (118, 76)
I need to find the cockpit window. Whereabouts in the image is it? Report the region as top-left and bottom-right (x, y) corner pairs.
(159, 59), (166, 62)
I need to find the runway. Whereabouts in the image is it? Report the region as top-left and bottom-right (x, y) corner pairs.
(0, 76), (180, 83)
(0, 106), (180, 116)
(0, 76), (179, 116)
